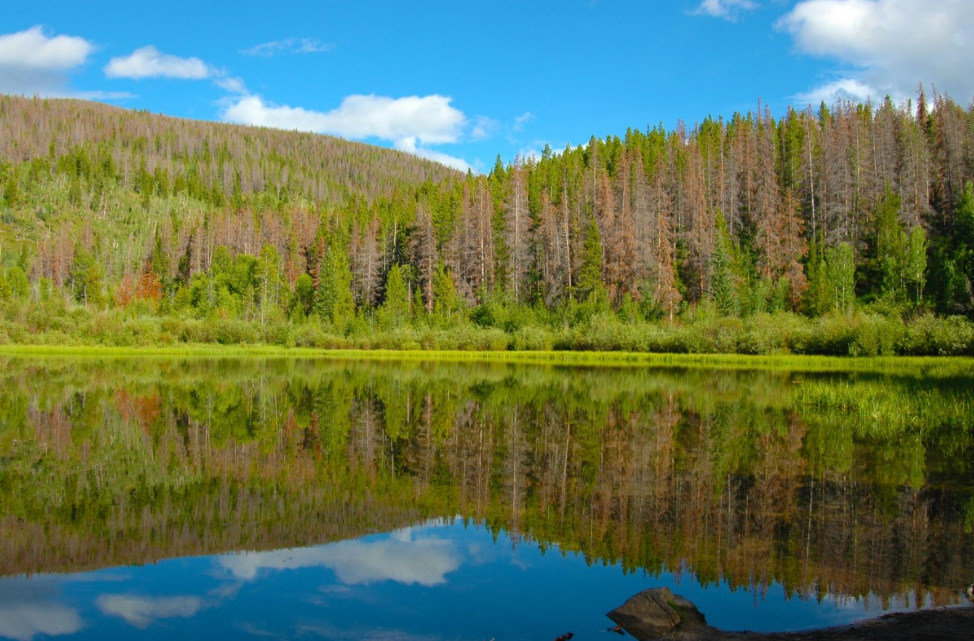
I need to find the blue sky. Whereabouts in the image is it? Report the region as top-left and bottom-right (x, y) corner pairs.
(1, 0), (972, 172)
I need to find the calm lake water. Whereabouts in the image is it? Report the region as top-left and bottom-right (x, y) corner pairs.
(0, 356), (972, 640)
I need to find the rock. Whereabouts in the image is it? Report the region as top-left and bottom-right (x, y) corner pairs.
(607, 587), (713, 640)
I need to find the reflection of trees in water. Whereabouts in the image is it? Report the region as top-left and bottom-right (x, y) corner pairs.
(0, 357), (972, 606)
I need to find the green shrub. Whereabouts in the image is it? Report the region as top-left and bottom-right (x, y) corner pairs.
(512, 326), (553, 351)
(849, 314), (904, 356)
(900, 315), (974, 356)
(807, 315), (859, 355)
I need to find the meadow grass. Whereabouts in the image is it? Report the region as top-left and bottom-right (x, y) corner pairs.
(2, 343), (973, 376)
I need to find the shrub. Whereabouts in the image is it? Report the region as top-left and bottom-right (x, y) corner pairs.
(807, 315), (859, 356)
(900, 315), (974, 356)
(512, 325), (553, 351)
(849, 314), (904, 357)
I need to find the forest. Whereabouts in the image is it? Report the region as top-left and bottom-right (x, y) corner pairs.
(1, 90), (974, 354)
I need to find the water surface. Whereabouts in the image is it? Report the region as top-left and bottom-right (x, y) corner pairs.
(0, 356), (972, 639)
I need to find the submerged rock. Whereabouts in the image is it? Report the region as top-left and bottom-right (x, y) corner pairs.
(606, 587), (715, 639)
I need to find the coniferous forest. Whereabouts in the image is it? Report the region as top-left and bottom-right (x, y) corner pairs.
(2, 90), (974, 355)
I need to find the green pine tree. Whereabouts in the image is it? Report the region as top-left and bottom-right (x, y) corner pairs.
(710, 213), (738, 317)
(377, 264), (410, 331)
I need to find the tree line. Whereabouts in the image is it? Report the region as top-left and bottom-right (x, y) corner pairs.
(2, 90), (974, 351)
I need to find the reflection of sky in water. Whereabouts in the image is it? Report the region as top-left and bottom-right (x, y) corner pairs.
(0, 521), (951, 641)
(0, 579), (83, 641)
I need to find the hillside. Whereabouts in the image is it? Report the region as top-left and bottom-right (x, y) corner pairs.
(0, 94), (460, 281)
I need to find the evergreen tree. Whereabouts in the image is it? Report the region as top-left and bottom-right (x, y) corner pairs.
(577, 218), (606, 305)
(315, 245), (355, 329)
(377, 264), (410, 330)
(870, 188), (907, 301)
(804, 235), (831, 316)
(709, 213), (739, 316)
(431, 262), (464, 327)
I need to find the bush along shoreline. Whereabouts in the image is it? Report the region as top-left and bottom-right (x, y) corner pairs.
(1, 297), (972, 357)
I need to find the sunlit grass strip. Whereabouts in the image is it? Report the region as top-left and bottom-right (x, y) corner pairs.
(2, 344), (973, 375)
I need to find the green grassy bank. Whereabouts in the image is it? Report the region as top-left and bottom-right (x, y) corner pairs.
(3, 343), (973, 376)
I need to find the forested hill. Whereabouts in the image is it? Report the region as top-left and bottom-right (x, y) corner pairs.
(0, 94), (459, 203)
(1, 90), (974, 354)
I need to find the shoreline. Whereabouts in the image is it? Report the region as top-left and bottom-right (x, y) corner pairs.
(2, 344), (973, 374)
(716, 605), (974, 640)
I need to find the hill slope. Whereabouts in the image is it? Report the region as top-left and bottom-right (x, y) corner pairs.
(0, 94), (459, 279)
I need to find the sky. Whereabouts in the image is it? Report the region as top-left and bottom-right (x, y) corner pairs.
(1, 0), (973, 173)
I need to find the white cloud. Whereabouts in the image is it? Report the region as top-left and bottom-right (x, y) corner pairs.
(0, 26), (92, 70)
(793, 78), (876, 105)
(470, 116), (499, 141)
(223, 93), (465, 144)
(105, 46), (211, 80)
(96, 594), (203, 629)
(240, 38), (334, 57)
(222, 93), (470, 170)
(513, 111), (535, 132)
(779, 0), (974, 103)
(75, 90), (137, 100)
(517, 147), (544, 163)
(214, 75), (247, 94)
(396, 136), (472, 173)
(0, 580), (84, 641)
(0, 26), (93, 96)
(217, 528), (461, 586)
(695, 0), (758, 19)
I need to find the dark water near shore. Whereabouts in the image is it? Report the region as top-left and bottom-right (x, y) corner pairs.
(0, 356), (972, 640)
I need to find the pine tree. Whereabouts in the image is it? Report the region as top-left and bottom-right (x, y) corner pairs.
(577, 218), (606, 305)
(377, 264), (410, 330)
(315, 244), (354, 329)
(709, 213), (738, 316)
(803, 235), (831, 316)
(431, 262), (464, 327)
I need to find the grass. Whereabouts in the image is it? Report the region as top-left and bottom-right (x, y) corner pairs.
(2, 343), (973, 376)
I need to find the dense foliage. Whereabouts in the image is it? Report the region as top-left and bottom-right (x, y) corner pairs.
(3, 91), (974, 353)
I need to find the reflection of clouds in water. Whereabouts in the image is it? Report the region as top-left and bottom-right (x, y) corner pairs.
(218, 527), (460, 586)
(95, 594), (203, 629)
(297, 621), (443, 641)
(0, 579), (83, 641)
(233, 621), (280, 638)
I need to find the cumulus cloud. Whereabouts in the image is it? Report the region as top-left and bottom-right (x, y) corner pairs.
(217, 528), (461, 586)
(0, 580), (84, 641)
(105, 46), (211, 80)
(395, 137), (471, 173)
(0, 26), (92, 70)
(240, 38), (334, 57)
(793, 78), (875, 105)
(96, 594), (203, 629)
(223, 93), (465, 144)
(778, 0), (974, 103)
(695, 0), (758, 19)
(0, 26), (93, 96)
(222, 93), (470, 170)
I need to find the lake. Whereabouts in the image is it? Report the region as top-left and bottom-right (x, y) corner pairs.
(0, 355), (972, 640)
